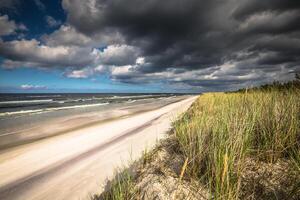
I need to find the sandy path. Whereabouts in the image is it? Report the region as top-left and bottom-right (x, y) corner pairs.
(0, 96), (197, 200)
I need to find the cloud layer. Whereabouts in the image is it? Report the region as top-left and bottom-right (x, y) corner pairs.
(1, 0), (300, 91)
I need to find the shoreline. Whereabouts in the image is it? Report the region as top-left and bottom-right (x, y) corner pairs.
(0, 96), (190, 151)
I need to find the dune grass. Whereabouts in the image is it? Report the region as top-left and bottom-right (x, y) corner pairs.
(174, 83), (300, 199)
(98, 80), (300, 199)
(92, 169), (137, 200)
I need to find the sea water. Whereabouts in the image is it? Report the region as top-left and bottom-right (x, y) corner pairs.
(0, 93), (180, 136)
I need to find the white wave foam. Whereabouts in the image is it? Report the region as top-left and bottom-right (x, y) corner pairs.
(48, 102), (109, 111)
(105, 95), (160, 100)
(0, 109), (44, 116)
(27, 95), (61, 98)
(0, 102), (109, 117)
(0, 99), (53, 105)
(126, 100), (137, 103)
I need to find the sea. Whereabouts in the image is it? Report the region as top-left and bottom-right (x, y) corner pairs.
(0, 93), (181, 136)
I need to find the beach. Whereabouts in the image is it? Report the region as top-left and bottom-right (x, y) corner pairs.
(0, 94), (188, 149)
(0, 95), (197, 200)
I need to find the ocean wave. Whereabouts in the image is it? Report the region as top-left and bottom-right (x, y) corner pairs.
(126, 100), (137, 103)
(118, 95), (157, 99)
(54, 98), (97, 104)
(0, 99), (53, 105)
(0, 109), (45, 116)
(27, 95), (62, 98)
(92, 97), (106, 100)
(49, 102), (109, 111)
(0, 102), (109, 117)
(105, 95), (161, 100)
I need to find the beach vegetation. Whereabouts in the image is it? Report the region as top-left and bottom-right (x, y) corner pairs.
(97, 78), (300, 199)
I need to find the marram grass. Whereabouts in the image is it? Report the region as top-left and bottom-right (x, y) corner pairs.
(92, 169), (137, 200)
(174, 85), (300, 199)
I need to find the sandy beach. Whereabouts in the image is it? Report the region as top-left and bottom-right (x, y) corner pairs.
(0, 95), (188, 149)
(0, 96), (197, 200)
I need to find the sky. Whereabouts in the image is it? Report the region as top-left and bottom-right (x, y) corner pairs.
(0, 0), (299, 93)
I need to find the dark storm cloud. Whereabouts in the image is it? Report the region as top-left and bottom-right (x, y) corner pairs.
(62, 0), (300, 75)
(63, 0), (230, 70)
(232, 0), (300, 20)
(64, 0), (300, 65)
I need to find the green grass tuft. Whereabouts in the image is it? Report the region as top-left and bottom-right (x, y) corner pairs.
(93, 169), (137, 200)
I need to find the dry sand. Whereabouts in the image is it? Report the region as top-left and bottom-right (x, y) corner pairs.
(0, 96), (197, 200)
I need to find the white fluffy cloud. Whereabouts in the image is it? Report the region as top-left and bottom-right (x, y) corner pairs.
(0, 15), (16, 36)
(0, 14), (26, 36)
(63, 45), (139, 79)
(64, 68), (93, 78)
(0, 34), (141, 82)
(97, 45), (139, 65)
(43, 25), (92, 46)
(0, 39), (97, 68)
(20, 84), (47, 90)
